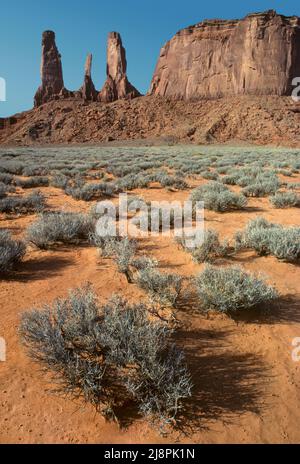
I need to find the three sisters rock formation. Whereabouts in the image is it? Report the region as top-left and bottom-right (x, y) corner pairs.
(33, 10), (300, 108)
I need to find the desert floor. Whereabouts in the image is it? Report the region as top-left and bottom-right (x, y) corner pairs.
(0, 146), (300, 444)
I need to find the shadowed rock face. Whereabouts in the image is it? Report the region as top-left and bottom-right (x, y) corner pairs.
(99, 32), (141, 102)
(149, 10), (300, 99)
(34, 31), (69, 107)
(79, 54), (98, 101)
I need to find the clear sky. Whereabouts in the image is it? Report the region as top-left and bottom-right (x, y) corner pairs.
(0, 0), (299, 117)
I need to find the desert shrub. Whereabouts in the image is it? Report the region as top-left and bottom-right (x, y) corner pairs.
(0, 173), (14, 185)
(15, 176), (49, 189)
(0, 183), (8, 198)
(51, 173), (69, 189)
(115, 174), (150, 191)
(27, 212), (94, 249)
(235, 217), (300, 262)
(191, 229), (231, 263)
(20, 286), (191, 426)
(1, 161), (25, 175)
(242, 178), (280, 197)
(270, 192), (300, 208)
(0, 230), (26, 272)
(157, 174), (188, 190)
(137, 268), (183, 307)
(190, 182), (247, 212)
(195, 265), (278, 313)
(0, 191), (45, 214)
(287, 182), (300, 190)
(200, 170), (219, 181)
(131, 256), (158, 271)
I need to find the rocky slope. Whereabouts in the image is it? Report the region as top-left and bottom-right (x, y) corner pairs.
(149, 10), (300, 99)
(1, 95), (300, 146)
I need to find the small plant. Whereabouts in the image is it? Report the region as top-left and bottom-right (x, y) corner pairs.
(235, 217), (300, 263)
(0, 230), (26, 272)
(20, 286), (192, 427)
(137, 267), (183, 307)
(195, 265), (278, 313)
(15, 176), (49, 189)
(191, 229), (231, 263)
(190, 182), (247, 212)
(270, 192), (300, 208)
(0, 191), (45, 214)
(27, 212), (94, 249)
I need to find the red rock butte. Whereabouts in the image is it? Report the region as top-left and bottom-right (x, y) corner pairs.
(149, 10), (300, 99)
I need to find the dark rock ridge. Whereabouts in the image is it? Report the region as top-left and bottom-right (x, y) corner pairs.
(34, 31), (141, 106)
(149, 10), (300, 99)
(99, 32), (141, 102)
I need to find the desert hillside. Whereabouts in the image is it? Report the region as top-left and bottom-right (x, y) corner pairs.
(1, 95), (300, 147)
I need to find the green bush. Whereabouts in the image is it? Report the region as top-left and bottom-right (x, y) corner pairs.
(195, 265), (278, 313)
(20, 286), (192, 426)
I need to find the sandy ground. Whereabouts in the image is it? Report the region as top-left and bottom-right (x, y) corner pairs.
(0, 175), (300, 444)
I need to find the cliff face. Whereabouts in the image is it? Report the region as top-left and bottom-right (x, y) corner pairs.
(149, 10), (300, 99)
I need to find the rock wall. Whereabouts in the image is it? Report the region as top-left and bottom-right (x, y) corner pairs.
(149, 10), (300, 99)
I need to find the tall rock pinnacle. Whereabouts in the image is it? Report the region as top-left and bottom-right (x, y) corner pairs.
(34, 31), (68, 107)
(99, 32), (141, 102)
(79, 54), (98, 101)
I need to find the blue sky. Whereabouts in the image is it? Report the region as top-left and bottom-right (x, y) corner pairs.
(0, 0), (299, 116)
